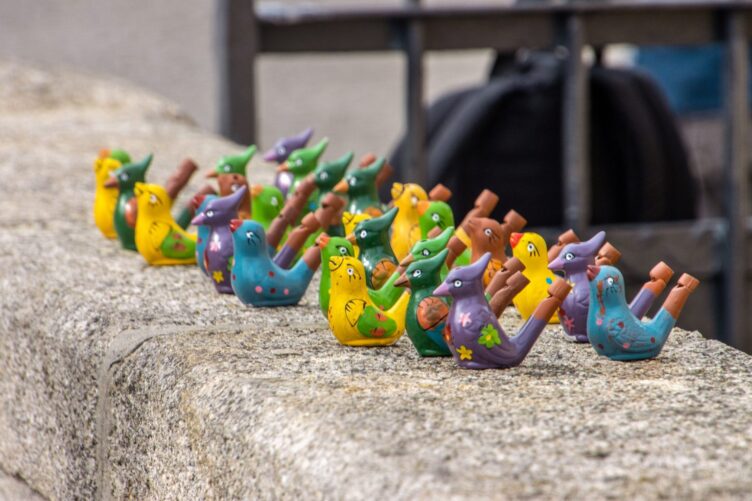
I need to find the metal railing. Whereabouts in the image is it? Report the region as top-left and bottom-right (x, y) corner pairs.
(217, 0), (752, 351)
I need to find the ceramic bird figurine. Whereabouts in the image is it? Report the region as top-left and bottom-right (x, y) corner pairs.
(390, 182), (428, 261)
(105, 154), (152, 251)
(400, 226), (454, 281)
(318, 233), (406, 319)
(586, 265), (699, 361)
(207, 145), (256, 219)
(263, 127), (314, 196)
(463, 211), (527, 287)
(396, 249), (452, 357)
(191, 186), (247, 293)
(318, 234), (356, 318)
(510, 232), (561, 323)
(133, 183), (196, 265)
(444, 190), (500, 268)
(278, 138), (328, 204)
(333, 156), (386, 216)
(351, 207), (399, 289)
(191, 193), (218, 276)
(93, 148), (130, 239)
(434, 253), (571, 369)
(342, 211), (371, 256)
(548, 231), (625, 342)
(231, 220), (321, 307)
(417, 199), (454, 239)
(249, 184), (284, 231)
(312, 151), (353, 204)
(326, 255), (410, 347)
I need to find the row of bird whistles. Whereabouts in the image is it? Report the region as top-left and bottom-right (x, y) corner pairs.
(92, 127), (700, 370)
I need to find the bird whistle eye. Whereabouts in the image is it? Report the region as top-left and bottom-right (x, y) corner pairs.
(229, 219), (243, 233)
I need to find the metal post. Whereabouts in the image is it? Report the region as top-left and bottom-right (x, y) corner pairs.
(722, 10), (749, 350)
(561, 14), (590, 233)
(217, 0), (257, 145)
(403, 0), (428, 186)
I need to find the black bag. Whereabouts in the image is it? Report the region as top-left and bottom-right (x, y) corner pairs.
(389, 53), (697, 226)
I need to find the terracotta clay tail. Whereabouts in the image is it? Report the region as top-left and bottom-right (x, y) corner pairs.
(548, 229), (580, 262)
(429, 184), (452, 202)
(531, 279), (572, 322)
(489, 271), (530, 317)
(317, 193), (345, 230)
(267, 178), (317, 248)
(485, 257), (525, 296)
(301, 246), (322, 271)
(358, 153), (377, 168)
(502, 210), (528, 235)
(427, 226), (443, 239)
(285, 213), (321, 254)
(165, 159), (199, 200)
(444, 235), (469, 269)
(662, 273), (700, 319)
(188, 184), (218, 211)
(266, 215), (288, 250)
(596, 242), (622, 266)
(460, 190), (499, 228)
(359, 152), (393, 187)
(643, 261), (674, 296)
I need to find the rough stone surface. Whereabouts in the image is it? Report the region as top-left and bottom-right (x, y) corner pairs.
(0, 471), (45, 501)
(2, 61), (752, 500)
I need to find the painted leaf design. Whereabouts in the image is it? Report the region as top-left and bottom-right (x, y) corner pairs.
(356, 305), (397, 338)
(417, 297), (449, 330)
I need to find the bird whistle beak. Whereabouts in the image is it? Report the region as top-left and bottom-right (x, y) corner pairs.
(277, 162), (290, 173)
(333, 179), (349, 193)
(394, 273), (410, 288)
(316, 233), (330, 247)
(586, 265), (600, 281)
(98, 148), (111, 159)
(399, 253), (414, 267)
(345, 233), (357, 244)
(205, 168), (218, 178)
(229, 219), (243, 233)
(103, 176), (118, 188)
(432, 282), (450, 297)
(416, 200), (430, 216)
(262, 149), (278, 162)
(509, 232), (523, 249)
(191, 213), (206, 226)
(548, 256), (563, 272)
(250, 184), (264, 198)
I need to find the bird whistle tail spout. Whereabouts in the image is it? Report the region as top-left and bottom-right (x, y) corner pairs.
(548, 229), (580, 262)
(165, 158), (199, 200)
(375, 162), (394, 188)
(531, 278), (572, 322)
(662, 273), (700, 319)
(282, 213), (321, 256)
(444, 235), (469, 269)
(596, 242), (622, 266)
(503, 210), (527, 234)
(301, 246), (322, 271)
(629, 261), (674, 319)
(467, 190), (499, 221)
(510, 278), (571, 362)
(489, 271), (530, 317)
(429, 183), (452, 202)
(485, 257), (525, 296)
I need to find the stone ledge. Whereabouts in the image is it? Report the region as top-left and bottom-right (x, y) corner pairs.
(2, 60), (752, 500)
